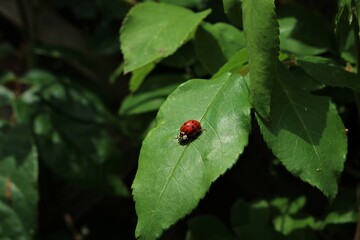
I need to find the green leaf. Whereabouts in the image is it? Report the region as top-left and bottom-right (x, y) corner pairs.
(296, 56), (360, 93)
(270, 196), (306, 215)
(187, 215), (237, 240)
(24, 70), (110, 123)
(335, 11), (356, 63)
(120, 2), (210, 73)
(118, 113), (157, 141)
(257, 63), (347, 200)
(223, 0), (242, 27)
(335, 0), (354, 38)
(289, 66), (322, 92)
(278, 7), (332, 56)
(194, 22), (246, 74)
(120, 73), (188, 115)
(24, 70), (128, 196)
(230, 199), (284, 240)
(129, 63), (156, 92)
(242, 0), (279, 119)
(0, 124), (38, 239)
(322, 188), (357, 225)
(0, 84), (14, 107)
(109, 62), (124, 84)
(34, 113), (129, 197)
(161, 42), (197, 69)
(270, 197), (321, 235)
(274, 215), (319, 235)
(213, 48), (248, 78)
(336, 0), (353, 25)
(133, 72), (251, 240)
(279, 18), (328, 56)
(335, 0), (360, 38)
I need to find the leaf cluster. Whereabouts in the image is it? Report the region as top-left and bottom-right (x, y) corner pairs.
(0, 0), (359, 239)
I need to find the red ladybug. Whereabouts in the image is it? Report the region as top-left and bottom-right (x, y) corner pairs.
(177, 119), (202, 145)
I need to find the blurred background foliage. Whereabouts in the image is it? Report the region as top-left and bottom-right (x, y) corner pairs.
(0, 0), (358, 239)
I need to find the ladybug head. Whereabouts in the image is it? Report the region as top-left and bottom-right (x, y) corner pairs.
(177, 131), (188, 145)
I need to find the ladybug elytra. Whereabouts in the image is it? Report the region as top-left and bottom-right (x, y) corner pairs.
(177, 119), (202, 145)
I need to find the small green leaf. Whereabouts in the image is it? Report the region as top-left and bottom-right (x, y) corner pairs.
(120, 2), (210, 73)
(257, 64), (347, 200)
(129, 63), (156, 92)
(194, 22), (246, 74)
(242, 0), (279, 119)
(296, 56), (360, 93)
(336, 12), (356, 63)
(109, 62), (124, 85)
(322, 188), (357, 225)
(120, 73), (188, 115)
(133, 72), (251, 240)
(335, 0), (360, 38)
(335, 0), (353, 28)
(213, 48), (248, 78)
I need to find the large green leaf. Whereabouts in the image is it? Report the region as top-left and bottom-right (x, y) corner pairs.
(133, 72), (251, 240)
(257, 64), (347, 200)
(194, 22), (246, 74)
(0, 124), (38, 239)
(242, 0), (279, 119)
(296, 56), (360, 93)
(120, 2), (210, 73)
